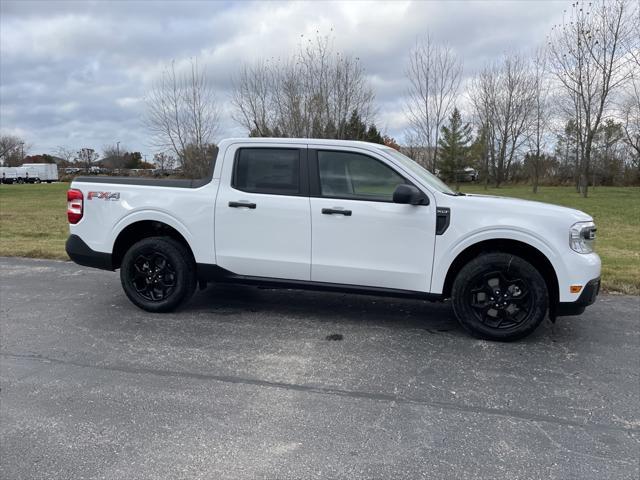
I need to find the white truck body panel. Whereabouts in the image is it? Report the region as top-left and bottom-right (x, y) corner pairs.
(73, 181), (218, 265)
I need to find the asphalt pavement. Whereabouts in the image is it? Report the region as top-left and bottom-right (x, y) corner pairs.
(1, 257), (638, 479)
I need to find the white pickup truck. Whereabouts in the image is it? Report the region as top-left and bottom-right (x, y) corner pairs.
(66, 138), (601, 340)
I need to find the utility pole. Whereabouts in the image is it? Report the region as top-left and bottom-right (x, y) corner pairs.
(116, 141), (120, 159)
(20, 142), (24, 163)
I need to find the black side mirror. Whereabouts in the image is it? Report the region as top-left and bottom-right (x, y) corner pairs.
(393, 184), (428, 205)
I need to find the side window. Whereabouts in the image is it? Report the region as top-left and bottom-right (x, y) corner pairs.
(233, 148), (300, 195)
(317, 151), (405, 201)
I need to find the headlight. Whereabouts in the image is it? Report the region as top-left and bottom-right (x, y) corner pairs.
(569, 221), (597, 254)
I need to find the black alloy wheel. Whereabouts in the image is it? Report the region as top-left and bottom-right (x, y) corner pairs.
(131, 252), (177, 302)
(469, 270), (534, 329)
(452, 253), (548, 341)
(120, 236), (196, 312)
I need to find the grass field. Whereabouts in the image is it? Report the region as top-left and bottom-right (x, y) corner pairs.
(0, 183), (69, 260)
(1, 182), (638, 294)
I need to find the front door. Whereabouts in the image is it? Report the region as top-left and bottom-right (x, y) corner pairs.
(309, 148), (435, 292)
(215, 145), (311, 280)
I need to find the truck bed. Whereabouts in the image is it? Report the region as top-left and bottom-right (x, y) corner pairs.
(73, 176), (211, 189)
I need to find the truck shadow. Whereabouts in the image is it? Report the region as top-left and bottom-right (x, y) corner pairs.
(187, 283), (462, 335)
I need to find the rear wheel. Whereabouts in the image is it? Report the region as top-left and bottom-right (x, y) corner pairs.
(120, 237), (196, 312)
(451, 253), (548, 341)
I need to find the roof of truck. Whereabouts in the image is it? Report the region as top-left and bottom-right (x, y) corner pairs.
(220, 137), (391, 150)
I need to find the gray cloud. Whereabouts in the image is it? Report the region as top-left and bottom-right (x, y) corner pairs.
(0, 0), (567, 157)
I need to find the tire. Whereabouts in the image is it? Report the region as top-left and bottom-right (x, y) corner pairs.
(451, 253), (548, 341)
(120, 236), (196, 313)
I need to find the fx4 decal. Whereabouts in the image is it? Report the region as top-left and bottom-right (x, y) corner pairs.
(87, 191), (120, 201)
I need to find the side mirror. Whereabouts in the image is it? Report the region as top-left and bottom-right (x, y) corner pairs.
(393, 184), (428, 205)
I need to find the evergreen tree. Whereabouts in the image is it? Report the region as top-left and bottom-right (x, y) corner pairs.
(365, 124), (384, 144)
(341, 110), (385, 145)
(343, 110), (367, 140)
(438, 107), (472, 190)
(467, 126), (490, 189)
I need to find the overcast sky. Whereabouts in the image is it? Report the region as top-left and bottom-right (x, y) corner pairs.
(0, 0), (569, 159)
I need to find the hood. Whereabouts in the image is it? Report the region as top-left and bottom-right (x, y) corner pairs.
(462, 193), (593, 224)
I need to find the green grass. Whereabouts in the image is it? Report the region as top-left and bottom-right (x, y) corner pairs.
(459, 185), (640, 295)
(0, 182), (69, 260)
(1, 183), (638, 294)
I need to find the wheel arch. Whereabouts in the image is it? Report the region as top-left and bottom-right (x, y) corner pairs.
(112, 220), (194, 269)
(441, 238), (559, 309)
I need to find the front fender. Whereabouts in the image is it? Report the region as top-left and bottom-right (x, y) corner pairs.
(430, 227), (564, 295)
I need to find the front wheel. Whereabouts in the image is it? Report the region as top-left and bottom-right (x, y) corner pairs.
(120, 237), (196, 312)
(451, 253), (548, 341)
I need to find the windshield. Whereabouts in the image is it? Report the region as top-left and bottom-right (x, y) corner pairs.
(384, 148), (456, 195)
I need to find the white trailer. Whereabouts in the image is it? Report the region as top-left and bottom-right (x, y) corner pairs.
(0, 164), (58, 184)
(20, 163), (59, 183)
(0, 167), (18, 184)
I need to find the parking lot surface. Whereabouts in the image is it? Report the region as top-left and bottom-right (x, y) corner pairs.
(1, 257), (638, 479)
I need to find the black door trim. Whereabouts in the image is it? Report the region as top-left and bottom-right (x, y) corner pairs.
(196, 263), (442, 301)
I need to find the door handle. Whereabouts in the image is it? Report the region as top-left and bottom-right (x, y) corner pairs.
(322, 208), (352, 216)
(229, 201), (257, 209)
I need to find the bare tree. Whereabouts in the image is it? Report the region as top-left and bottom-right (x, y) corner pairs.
(468, 72), (496, 190)
(0, 134), (21, 164)
(55, 146), (76, 166)
(405, 35), (462, 172)
(620, 2), (640, 174)
(469, 54), (536, 187)
(528, 46), (551, 193)
(621, 79), (640, 170)
(145, 59), (220, 178)
(401, 130), (431, 168)
(102, 143), (127, 169)
(0, 134), (29, 166)
(232, 34), (376, 139)
(153, 152), (176, 173)
(77, 148), (99, 173)
(548, 0), (634, 197)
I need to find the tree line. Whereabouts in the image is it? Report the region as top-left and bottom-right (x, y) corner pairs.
(403, 0), (638, 195)
(1, 0), (637, 193)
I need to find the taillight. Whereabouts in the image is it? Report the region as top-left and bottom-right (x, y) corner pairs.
(67, 189), (83, 224)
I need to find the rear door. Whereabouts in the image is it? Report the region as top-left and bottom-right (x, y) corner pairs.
(309, 147), (435, 292)
(214, 144), (311, 280)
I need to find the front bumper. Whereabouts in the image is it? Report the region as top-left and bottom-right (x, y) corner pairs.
(556, 277), (601, 317)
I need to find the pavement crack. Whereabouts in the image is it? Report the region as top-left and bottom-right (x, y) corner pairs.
(2, 350), (638, 436)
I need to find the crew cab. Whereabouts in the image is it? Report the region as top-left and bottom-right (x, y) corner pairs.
(66, 138), (601, 341)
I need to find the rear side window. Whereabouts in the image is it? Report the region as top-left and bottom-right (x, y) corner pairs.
(233, 148), (300, 195)
(317, 150), (405, 201)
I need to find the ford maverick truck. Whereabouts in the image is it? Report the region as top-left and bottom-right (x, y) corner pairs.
(66, 138), (601, 340)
